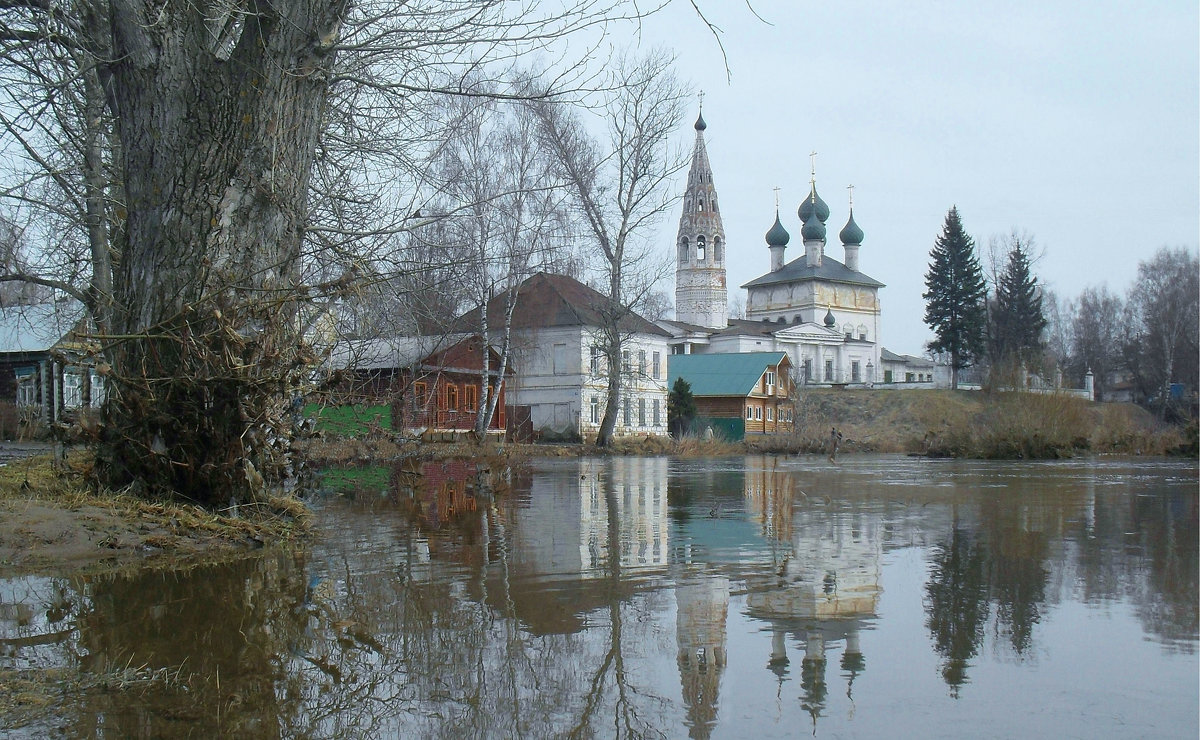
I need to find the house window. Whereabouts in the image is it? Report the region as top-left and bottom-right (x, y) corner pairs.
(786, 409), (793, 422)
(413, 381), (428, 406)
(553, 343), (569, 375)
(754, 406), (762, 420)
(590, 346), (601, 375)
(852, 361), (861, 383)
(89, 372), (106, 407)
(652, 399), (660, 426)
(825, 360), (834, 382)
(638, 398), (646, 426)
(765, 370), (776, 390)
(745, 406), (753, 420)
(590, 396), (599, 424)
(652, 351), (661, 379)
(62, 370), (82, 408)
(696, 235), (706, 261)
(15, 368), (36, 407)
(766, 407), (774, 421)
(622, 350), (631, 374)
(906, 372), (915, 382)
(638, 350), (646, 376)
(445, 383), (459, 410)
(465, 384), (478, 411)
(623, 396), (632, 426)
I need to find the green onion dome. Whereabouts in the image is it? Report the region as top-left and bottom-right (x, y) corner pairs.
(801, 208), (826, 241)
(797, 183), (830, 224)
(694, 112), (707, 131)
(824, 308), (836, 327)
(839, 209), (864, 245)
(765, 212), (791, 246)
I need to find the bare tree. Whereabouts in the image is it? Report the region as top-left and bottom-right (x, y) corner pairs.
(532, 49), (687, 446)
(1124, 247), (1199, 414)
(0, 0), (682, 504)
(1070, 285), (1124, 400)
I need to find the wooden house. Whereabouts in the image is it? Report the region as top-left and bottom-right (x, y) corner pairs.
(0, 300), (101, 428)
(668, 352), (793, 439)
(329, 334), (510, 432)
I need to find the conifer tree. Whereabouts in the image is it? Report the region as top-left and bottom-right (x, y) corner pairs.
(924, 207), (987, 389)
(667, 377), (696, 438)
(991, 241), (1047, 371)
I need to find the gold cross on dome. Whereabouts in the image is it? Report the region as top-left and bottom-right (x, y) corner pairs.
(847, 184), (855, 208)
(773, 186), (781, 209)
(809, 151), (817, 181)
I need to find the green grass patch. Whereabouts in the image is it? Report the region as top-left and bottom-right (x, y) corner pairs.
(319, 466), (392, 495)
(305, 404), (391, 437)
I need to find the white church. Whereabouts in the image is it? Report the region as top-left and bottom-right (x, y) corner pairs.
(660, 110), (891, 386)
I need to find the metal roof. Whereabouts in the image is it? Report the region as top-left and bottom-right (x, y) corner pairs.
(741, 254), (884, 289)
(668, 351), (788, 397)
(0, 300), (87, 354)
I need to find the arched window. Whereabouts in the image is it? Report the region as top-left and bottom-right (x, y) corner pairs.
(698, 199), (704, 212)
(713, 237), (723, 262)
(712, 198), (718, 212)
(679, 237), (689, 263)
(857, 324), (868, 341)
(696, 235), (706, 262)
(843, 323), (853, 339)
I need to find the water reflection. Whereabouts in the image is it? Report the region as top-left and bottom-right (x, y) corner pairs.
(0, 455), (1195, 737)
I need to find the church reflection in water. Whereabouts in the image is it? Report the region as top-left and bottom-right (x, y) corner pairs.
(669, 456), (882, 736)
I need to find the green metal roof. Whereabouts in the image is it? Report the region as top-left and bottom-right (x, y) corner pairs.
(668, 351), (788, 397)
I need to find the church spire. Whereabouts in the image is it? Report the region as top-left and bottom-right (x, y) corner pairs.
(674, 100), (728, 328)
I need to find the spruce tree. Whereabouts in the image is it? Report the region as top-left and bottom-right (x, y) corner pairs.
(992, 241), (1047, 370)
(667, 377), (696, 438)
(924, 207), (987, 389)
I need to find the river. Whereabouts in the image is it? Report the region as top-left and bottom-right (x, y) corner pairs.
(2, 454), (1197, 738)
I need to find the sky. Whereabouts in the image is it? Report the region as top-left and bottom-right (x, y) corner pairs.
(633, 0), (1199, 354)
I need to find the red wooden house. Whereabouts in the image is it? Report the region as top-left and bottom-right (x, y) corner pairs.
(331, 335), (510, 432)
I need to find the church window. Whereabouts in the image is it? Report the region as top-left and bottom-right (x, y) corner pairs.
(712, 199), (718, 212)
(852, 361), (861, 383)
(803, 360), (812, 382)
(698, 199), (704, 212)
(824, 360), (834, 382)
(713, 237), (723, 261)
(843, 323), (853, 338)
(679, 237), (689, 263)
(858, 324), (868, 340)
(696, 235), (706, 261)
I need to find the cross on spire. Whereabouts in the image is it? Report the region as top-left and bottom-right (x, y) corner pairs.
(773, 186), (781, 210)
(847, 184), (855, 208)
(698, 89), (705, 111)
(809, 151), (818, 183)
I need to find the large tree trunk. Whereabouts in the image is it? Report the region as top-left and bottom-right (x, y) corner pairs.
(95, 0), (346, 504)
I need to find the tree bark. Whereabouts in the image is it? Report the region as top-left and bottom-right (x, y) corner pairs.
(96, 0), (347, 503)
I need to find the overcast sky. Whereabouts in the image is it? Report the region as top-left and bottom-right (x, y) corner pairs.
(635, 0), (1199, 354)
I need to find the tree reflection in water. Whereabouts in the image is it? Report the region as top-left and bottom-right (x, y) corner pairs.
(925, 526), (990, 697)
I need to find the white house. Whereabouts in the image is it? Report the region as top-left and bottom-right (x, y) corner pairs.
(457, 272), (670, 439)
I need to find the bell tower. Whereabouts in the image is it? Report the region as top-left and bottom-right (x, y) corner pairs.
(674, 104), (728, 328)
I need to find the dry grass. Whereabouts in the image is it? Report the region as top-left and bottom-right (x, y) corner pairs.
(0, 451), (310, 576)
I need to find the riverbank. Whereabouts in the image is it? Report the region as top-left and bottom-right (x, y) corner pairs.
(0, 452), (309, 578)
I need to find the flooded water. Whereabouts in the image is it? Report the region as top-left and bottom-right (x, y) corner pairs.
(2, 455), (1197, 738)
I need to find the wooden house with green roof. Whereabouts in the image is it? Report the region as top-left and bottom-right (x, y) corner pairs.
(668, 352), (792, 439)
